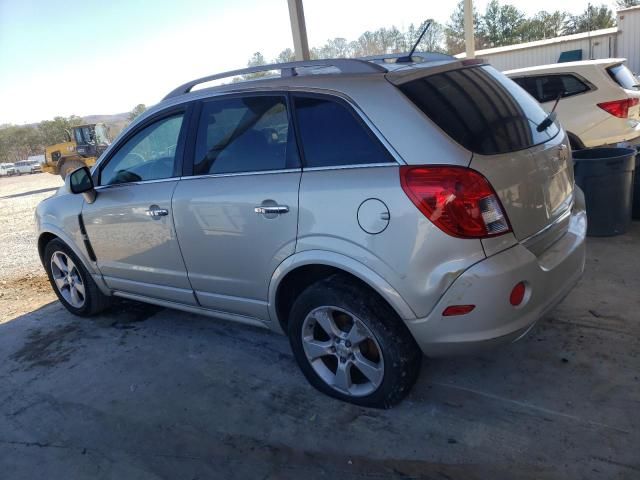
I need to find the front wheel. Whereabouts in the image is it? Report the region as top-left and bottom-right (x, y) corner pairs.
(59, 160), (85, 180)
(288, 274), (422, 408)
(44, 238), (110, 316)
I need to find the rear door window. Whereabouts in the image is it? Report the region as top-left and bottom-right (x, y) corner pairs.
(512, 74), (591, 103)
(293, 96), (394, 168)
(399, 65), (559, 155)
(607, 64), (640, 91)
(193, 95), (298, 175)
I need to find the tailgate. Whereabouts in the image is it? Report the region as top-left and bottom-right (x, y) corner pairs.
(470, 133), (574, 241)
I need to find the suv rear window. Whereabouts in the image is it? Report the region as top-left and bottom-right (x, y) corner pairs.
(512, 74), (590, 103)
(607, 64), (640, 91)
(399, 65), (560, 155)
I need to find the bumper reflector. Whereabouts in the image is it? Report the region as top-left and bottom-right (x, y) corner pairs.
(442, 305), (476, 316)
(510, 282), (526, 306)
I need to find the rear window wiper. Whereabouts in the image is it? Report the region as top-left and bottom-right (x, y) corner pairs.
(537, 91), (564, 132)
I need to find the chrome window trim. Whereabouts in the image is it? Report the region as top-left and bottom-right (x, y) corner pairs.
(180, 168), (301, 181)
(302, 163), (399, 172)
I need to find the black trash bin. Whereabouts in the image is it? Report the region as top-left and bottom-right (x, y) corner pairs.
(573, 147), (636, 236)
(634, 146), (640, 219)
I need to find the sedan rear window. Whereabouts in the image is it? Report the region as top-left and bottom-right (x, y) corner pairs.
(399, 65), (560, 155)
(607, 64), (640, 91)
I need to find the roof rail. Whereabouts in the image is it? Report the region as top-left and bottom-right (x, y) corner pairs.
(164, 59), (388, 100)
(361, 52), (455, 65)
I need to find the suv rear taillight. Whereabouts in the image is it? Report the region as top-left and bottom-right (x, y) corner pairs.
(400, 166), (511, 239)
(597, 98), (639, 118)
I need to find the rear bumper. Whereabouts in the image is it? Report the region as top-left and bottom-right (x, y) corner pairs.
(405, 206), (587, 357)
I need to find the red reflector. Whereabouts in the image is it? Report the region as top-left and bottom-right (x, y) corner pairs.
(597, 98), (639, 118)
(442, 305), (476, 316)
(510, 282), (526, 306)
(400, 166), (511, 238)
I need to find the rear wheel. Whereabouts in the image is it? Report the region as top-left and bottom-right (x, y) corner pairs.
(288, 274), (422, 408)
(44, 238), (110, 316)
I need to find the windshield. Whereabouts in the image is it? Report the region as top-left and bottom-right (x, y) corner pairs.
(607, 64), (640, 91)
(398, 65), (560, 155)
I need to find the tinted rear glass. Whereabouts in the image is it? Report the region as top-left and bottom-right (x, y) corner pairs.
(293, 96), (394, 168)
(399, 65), (560, 155)
(513, 74), (590, 103)
(607, 64), (640, 91)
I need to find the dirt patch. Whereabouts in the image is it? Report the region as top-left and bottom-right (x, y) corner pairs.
(0, 273), (56, 324)
(10, 323), (81, 370)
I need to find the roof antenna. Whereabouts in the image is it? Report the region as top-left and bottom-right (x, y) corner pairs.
(397, 21), (432, 63)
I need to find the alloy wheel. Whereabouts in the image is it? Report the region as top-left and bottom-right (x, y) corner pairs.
(50, 251), (86, 308)
(301, 306), (384, 396)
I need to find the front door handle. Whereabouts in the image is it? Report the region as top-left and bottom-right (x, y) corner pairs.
(254, 205), (289, 215)
(146, 206), (169, 218)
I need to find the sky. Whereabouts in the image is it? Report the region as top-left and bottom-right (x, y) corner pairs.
(0, 0), (619, 124)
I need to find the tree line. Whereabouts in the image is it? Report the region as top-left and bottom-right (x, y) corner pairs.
(0, 104), (146, 164)
(245, 0), (631, 68)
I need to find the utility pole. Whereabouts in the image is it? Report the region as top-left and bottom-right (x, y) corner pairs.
(464, 0), (475, 59)
(287, 0), (311, 61)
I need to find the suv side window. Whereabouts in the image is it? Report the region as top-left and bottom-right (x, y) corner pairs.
(513, 74), (590, 103)
(99, 114), (184, 186)
(293, 96), (394, 168)
(193, 95), (296, 175)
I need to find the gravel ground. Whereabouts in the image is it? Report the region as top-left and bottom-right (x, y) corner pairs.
(0, 173), (62, 322)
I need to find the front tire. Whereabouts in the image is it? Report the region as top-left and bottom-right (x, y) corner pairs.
(44, 238), (110, 316)
(59, 160), (85, 180)
(288, 274), (422, 408)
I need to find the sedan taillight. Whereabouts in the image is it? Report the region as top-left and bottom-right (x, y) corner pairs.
(400, 166), (511, 239)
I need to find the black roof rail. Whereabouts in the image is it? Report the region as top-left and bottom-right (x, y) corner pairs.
(164, 58), (388, 100)
(361, 52), (455, 65)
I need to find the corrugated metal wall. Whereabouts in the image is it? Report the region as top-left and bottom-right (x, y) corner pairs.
(481, 34), (617, 71)
(617, 8), (640, 74)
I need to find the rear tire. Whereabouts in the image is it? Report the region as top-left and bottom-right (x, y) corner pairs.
(44, 238), (110, 316)
(288, 274), (422, 408)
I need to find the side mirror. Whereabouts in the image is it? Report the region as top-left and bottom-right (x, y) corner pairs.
(66, 166), (97, 204)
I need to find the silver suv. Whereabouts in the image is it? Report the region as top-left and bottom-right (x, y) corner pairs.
(36, 56), (587, 407)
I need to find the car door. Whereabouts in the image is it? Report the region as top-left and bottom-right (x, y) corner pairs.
(172, 94), (301, 321)
(82, 106), (197, 305)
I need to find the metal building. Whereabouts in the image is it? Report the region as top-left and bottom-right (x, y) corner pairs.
(456, 6), (640, 74)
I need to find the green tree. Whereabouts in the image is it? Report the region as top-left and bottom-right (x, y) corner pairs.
(481, 0), (526, 47)
(565, 4), (616, 34)
(445, 0), (483, 54)
(128, 104), (147, 122)
(274, 48), (295, 63)
(518, 11), (568, 42)
(38, 115), (83, 146)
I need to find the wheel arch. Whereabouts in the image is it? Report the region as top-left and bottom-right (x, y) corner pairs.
(566, 131), (585, 151)
(268, 250), (417, 335)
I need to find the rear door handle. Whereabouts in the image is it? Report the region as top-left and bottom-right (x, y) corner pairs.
(254, 205), (289, 215)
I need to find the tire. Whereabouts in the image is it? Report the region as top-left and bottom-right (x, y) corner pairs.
(288, 274), (422, 408)
(44, 238), (110, 316)
(59, 160), (85, 180)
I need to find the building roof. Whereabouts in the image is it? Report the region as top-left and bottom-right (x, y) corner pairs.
(504, 58), (627, 75)
(455, 27), (619, 58)
(617, 5), (640, 13)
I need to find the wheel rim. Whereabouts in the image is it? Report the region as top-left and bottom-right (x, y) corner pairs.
(50, 251), (86, 308)
(301, 306), (384, 397)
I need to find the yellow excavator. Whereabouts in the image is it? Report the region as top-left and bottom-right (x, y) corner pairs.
(43, 123), (110, 179)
